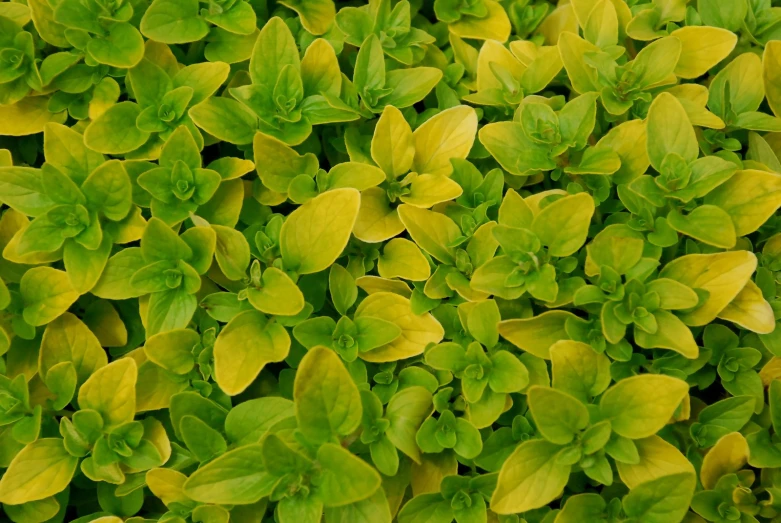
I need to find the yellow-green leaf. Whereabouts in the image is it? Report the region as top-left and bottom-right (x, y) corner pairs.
(77, 358), (137, 430)
(600, 374), (689, 439)
(0, 439), (78, 505)
(717, 279), (775, 334)
(498, 311), (577, 359)
(214, 310), (290, 396)
(672, 26), (737, 79)
(412, 106), (478, 177)
(700, 432), (749, 489)
(491, 439), (571, 514)
(371, 105), (414, 179)
(378, 238), (431, 281)
(616, 435), (695, 489)
(355, 292), (444, 362)
(280, 188), (360, 275)
(659, 251), (757, 326)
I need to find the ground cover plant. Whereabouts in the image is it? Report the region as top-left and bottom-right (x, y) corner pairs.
(0, 0), (781, 522)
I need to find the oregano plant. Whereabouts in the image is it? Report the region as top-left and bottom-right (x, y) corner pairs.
(0, 0), (780, 522)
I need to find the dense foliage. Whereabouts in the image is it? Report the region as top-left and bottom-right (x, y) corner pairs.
(0, 0), (781, 521)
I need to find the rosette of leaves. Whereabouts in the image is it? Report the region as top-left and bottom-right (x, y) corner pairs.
(0, 123), (133, 297)
(190, 17), (360, 147)
(135, 126), (223, 225)
(91, 217), (219, 336)
(425, 300), (529, 429)
(294, 264), (403, 362)
(479, 93), (621, 185)
(51, 0), (146, 68)
(461, 37), (563, 109)
(0, 16), (43, 106)
(470, 188), (594, 305)
(176, 347), (385, 523)
(336, 0), (436, 65)
(618, 92), (746, 250)
(359, 386), (433, 476)
(351, 33), (443, 114)
(398, 473), (497, 523)
(0, 358), (168, 507)
(491, 370), (692, 514)
(349, 104), (478, 242)
(84, 57), (230, 156)
(140, 0), (257, 45)
(576, 222), (703, 358)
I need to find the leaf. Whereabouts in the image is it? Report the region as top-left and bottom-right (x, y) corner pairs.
(634, 310), (699, 359)
(672, 26), (737, 79)
(43, 122), (103, 184)
(385, 387), (433, 463)
(84, 102), (150, 155)
(86, 23), (145, 68)
(412, 106), (478, 177)
(550, 340), (611, 403)
(646, 93), (699, 171)
(709, 52), (764, 118)
(77, 358), (137, 430)
(140, 0), (209, 44)
(0, 439), (78, 505)
(183, 445), (274, 504)
(354, 292), (444, 362)
(382, 68), (443, 110)
(622, 472), (696, 523)
(401, 174), (463, 208)
(214, 311), (291, 396)
(527, 386), (589, 444)
(705, 169), (781, 236)
(247, 267), (305, 316)
(294, 346), (362, 444)
(146, 288), (198, 336)
(717, 280), (775, 334)
(667, 205), (736, 249)
(317, 443), (381, 507)
(280, 188), (360, 275)
(378, 238), (431, 281)
(21, 267), (79, 326)
(0, 167), (54, 217)
(699, 432), (749, 490)
(225, 397), (295, 446)
(39, 312), (107, 386)
(174, 61), (231, 106)
(213, 224), (250, 281)
(371, 105), (414, 178)
(398, 493), (453, 523)
(353, 187), (405, 243)
(0, 97), (67, 137)
(491, 439), (571, 514)
(600, 375), (689, 439)
(765, 41), (781, 118)
(397, 205), (460, 265)
(189, 98), (258, 145)
(498, 311), (577, 359)
(659, 251), (757, 326)
(144, 328), (200, 375)
(616, 435), (695, 489)
(532, 193), (595, 256)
